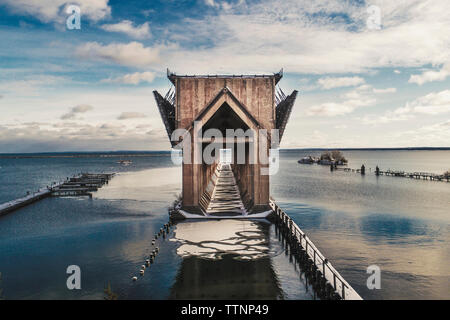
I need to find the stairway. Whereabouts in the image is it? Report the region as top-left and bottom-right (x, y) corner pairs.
(206, 163), (246, 217)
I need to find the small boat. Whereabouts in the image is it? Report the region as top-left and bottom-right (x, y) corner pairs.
(117, 160), (132, 166)
(298, 156), (315, 164)
(318, 159), (334, 165)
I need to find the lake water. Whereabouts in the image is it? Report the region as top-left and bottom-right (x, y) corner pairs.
(0, 150), (448, 299)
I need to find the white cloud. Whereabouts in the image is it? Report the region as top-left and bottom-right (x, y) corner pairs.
(317, 77), (365, 90)
(0, 75), (71, 97)
(161, 0), (450, 75)
(307, 102), (354, 117)
(117, 112), (147, 120)
(101, 72), (156, 85)
(99, 123), (124, 130)
(373, 87), (397, 94)
(75, 42), (162, 67)
(406, 90), (450, 115)
(362, 113), (413, 125)
(0, 86), (174, 152)
(282, 129), (330, 149)
(362, 90), (450, 125)
(342, 84), (396, 96)
(395, 120), (450, 147)
(100, 20), (151, 39)
(204, 0), (241, 11)
(0, 122), (167, 153)
(72, 105), (94, 113)
(408, 64), (450, 85)
(307, 85), (376, 116)
(307, 99), (375, 117)
(61, 104), (94, 120)
(1, 0), (110, 23)
(205, 0), (217, 6)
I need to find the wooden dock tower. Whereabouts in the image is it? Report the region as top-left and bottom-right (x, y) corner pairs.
(154, 69), (297, 218)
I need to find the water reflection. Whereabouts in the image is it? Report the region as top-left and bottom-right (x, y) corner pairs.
(169, 220), (284, 299)
(278, 201), (450, 299)
(171, 219), (280, 260)
(95, 167), (181, 203)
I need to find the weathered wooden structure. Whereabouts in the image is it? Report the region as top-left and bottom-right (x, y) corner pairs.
(154, 69), (297, 217)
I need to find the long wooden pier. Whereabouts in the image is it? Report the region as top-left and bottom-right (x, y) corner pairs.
(51, 173), (114, 196)
(269, 200), (362, 300)
(0, 188), (52, 216)
(205, 163), (246, 216)
(334, 166), (450, 182)
(0, 173), (114, 216)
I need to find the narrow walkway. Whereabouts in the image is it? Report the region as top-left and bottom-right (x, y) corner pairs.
(206, 163), (246, 217)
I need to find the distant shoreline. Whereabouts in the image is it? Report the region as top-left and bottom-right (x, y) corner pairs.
(0, 147), (449, 159)
(280, 147), (450, 152)
(0, 151), (172, 159)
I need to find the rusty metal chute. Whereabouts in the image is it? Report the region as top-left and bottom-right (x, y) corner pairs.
(153, 88), (176, 146)
(275, 88), (298, 142)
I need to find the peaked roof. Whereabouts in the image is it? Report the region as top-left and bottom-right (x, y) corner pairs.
(185, 86), (264, 132)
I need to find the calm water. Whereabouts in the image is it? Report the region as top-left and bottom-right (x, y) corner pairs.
(0, 150), (449, 299)
(273, 150), (450, 300)
(0, 154), (312, 300)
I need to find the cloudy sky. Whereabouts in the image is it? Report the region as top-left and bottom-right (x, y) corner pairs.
(0, 0), (449, 153)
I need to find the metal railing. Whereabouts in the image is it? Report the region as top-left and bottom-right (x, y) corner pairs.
(269, 200), (362, 300)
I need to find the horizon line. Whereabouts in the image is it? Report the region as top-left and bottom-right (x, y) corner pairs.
(1, 146), (450, 156)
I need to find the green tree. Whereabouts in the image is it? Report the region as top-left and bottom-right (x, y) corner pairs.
(320, 151), (332, 161)
(331, 150), (347, 163)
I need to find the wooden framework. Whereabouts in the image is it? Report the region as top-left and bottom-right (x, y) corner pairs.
(153, 69), (297, 215)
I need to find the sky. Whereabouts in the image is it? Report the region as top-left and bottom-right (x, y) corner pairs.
(0, 0), (449, 153)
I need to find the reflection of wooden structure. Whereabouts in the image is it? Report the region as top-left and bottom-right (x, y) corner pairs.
(169, 221), (284, 299)
(154, 69), (297, 217)
(170, 255), (283, 299)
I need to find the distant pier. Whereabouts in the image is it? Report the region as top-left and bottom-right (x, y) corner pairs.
(51, 173), (114, 196)
(334, 166), (450, 182)
(0, 173), (114, 216)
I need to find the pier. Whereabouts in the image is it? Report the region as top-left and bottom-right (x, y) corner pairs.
(203, 163), (246, 216)
(155, 69), (362, 299)
(0, 188), (51, 216)
(0, 173), (114, 216)
(270, 200), (362, 300)
(335, 166), (450, 182)
(51, 173), (114, 196)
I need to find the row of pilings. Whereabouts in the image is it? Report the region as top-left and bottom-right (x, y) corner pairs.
(272, 211), (342, 300)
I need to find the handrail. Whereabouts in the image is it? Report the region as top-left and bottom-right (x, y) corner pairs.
(269, 200), (362, 300)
